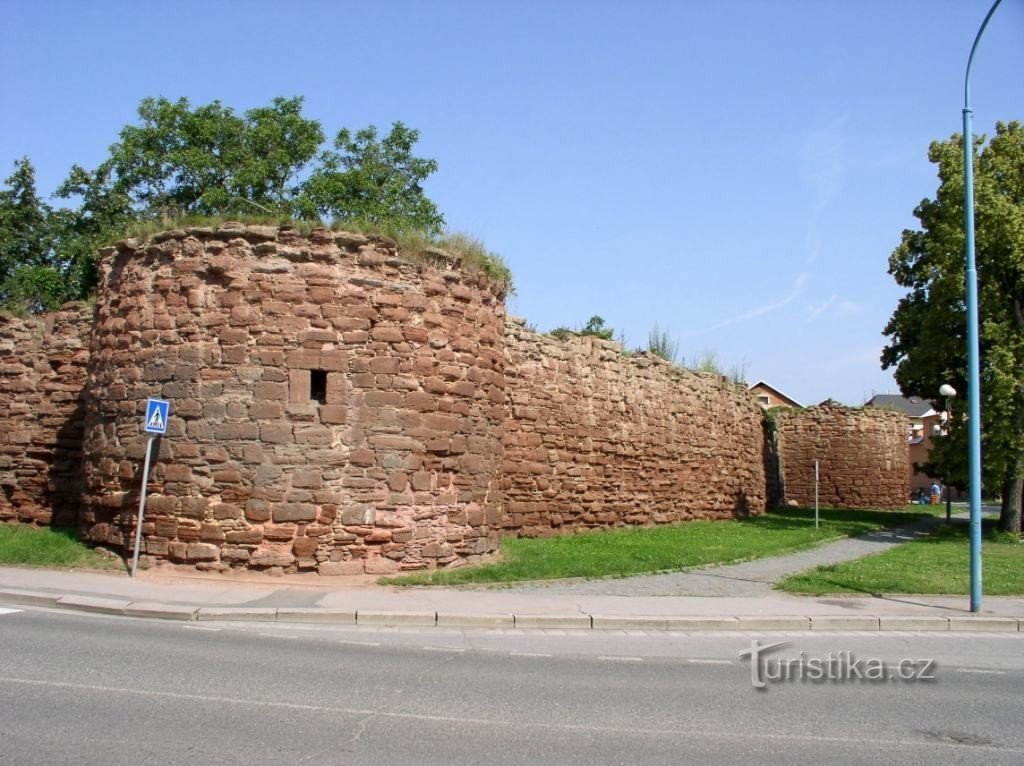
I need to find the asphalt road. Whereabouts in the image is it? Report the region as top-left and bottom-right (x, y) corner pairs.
(1, 608), (1023, 765)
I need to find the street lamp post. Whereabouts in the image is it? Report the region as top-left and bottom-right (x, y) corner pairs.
(962, 0), (1003, 613)
(938, 384), (957, 524)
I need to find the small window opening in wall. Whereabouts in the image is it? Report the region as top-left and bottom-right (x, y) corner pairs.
(310, 370), (327, 404)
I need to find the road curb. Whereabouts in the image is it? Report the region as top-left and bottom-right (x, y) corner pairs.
(0, 588), (61, 608)
(56, 595), (131, 615)
(1, 590), (1021, 632)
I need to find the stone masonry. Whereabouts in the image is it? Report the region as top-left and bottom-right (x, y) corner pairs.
(79, 225), (506, 574)
(0, 225), (913, 573)
(0, 304), (92, 527)
(774, 402), (908, 509)
(502, 320), (767, 535)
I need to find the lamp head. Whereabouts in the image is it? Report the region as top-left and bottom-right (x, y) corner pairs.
(939, 384), (957, 398)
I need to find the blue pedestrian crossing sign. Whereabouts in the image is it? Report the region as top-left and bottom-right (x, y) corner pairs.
(144, 398), (170, 435)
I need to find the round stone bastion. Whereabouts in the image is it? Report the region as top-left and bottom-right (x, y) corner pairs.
(80, 224), (507, 575)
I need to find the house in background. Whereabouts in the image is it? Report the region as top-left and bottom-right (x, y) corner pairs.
(749, 381), (802, 410)
(865, 394), (946, 496)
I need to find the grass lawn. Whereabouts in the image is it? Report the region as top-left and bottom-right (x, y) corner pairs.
(778, 520), (1024, 595)
(381, 506), (936, 587)
(0, 524), (123, 570)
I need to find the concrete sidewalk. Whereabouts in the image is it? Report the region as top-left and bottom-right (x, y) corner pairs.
(1, 562), (1021, 633)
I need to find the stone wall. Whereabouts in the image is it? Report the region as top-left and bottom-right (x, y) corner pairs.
(502, 320), (767, 535)
(0, 303), (92, 526)
(774, 402), (908, 509)
(80, 225), (506, 574)
(0, 227), (918, 574)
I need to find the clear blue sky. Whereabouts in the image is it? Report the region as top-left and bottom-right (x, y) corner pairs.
(2, 0), (1020, 406)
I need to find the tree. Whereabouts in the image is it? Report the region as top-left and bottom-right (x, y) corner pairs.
(4, 97), (447, 311)
(882, 121), (1024, 533)
(298, 122), (444, 235)
(0, 158), (66, 312)
(61, 96), (324, 219)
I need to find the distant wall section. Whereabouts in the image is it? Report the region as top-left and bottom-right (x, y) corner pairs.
(0, 303), (92, 526)
(774, 402), (908, 509)
(502, 320), (767, 535)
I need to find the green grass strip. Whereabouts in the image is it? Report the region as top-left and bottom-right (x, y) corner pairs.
(382, 506), (934, 586)
(0, 524), (122, 570)
(778, 520), (1024, 595)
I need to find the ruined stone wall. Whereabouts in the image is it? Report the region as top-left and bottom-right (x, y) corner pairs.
(774, 402), (908, 509)
(80, 225), (505, 574)
(0, 303), (92, 526)
(502, 320), (767, 535)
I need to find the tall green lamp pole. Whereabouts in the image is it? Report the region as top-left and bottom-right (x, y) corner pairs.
(962, 0), (1003, 613)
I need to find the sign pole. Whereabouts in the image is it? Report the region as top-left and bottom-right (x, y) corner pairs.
(814, 460), (820, 529)
(131, 435), (155, 578)
(133, 397), (170, 578)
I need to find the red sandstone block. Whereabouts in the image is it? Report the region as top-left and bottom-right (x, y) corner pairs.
(292, 470), (323, 489)
(162, 464), (192, 482)
(349, 449), (375, 467)
(320, 405), (347, 424)
(199, 523), (226, 543)
(424, 377), (448, 394)
(250, 401), (284, 419)
(295, 425), (332, 446)
(369, 357), (400, 374)
(321, 351), (347, 372)
(212, 503), (243, 520)
(292, 536), (318, 557)
(260, 423), (293, 443)
(364, 391), (403, 408)
(213, 469), (243, 484)
(242, 499), (270, 524)
(371, 326), (404, 343)
(271, 503), (317, 523)
(254, 381), (288, 401)
(147, 495), (180, 513)
(369, 434), (418, 450)
(250, 549), (296, 568)
(402, 326), (429, 343)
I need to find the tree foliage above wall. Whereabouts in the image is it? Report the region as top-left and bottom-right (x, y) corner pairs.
(0, 96), (446, 312)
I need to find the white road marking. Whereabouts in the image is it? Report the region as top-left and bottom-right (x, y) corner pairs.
(510, 651), (552, 658)
(597, 656), (643, 663)
(338, 640), (380, 647)
(0, 608), (22, 615)
(182, 625), (221, 632)
(687, 659), (733, 665)
(0, 675), (1021, 755)
(422, 646), (465, 653)
(957, 668), (1006, 675)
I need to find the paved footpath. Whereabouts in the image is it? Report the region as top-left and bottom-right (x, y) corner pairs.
(502, 516), (946, 597)
(1, 515), (1022, 633)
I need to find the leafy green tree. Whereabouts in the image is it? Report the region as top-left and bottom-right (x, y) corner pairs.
(580, 315), (614, 340)
(0, 158), (67, 312)
(882, 121), (1024, 533)
(4, 97), (447, 310)
(61, 96), (324, 219)
(299, 122), (444, 234)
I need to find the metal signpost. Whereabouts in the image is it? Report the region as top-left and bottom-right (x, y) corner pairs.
(814, 460), (820, 529)
(132, 398), (169, 578)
